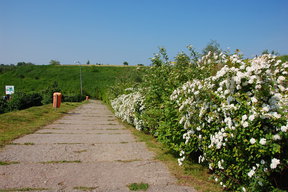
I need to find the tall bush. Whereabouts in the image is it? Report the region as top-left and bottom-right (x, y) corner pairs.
(0, 99), (8, 114)
(172, 53), (288, 191)
(8, 92), (42, 111)
(111, 49), (288, 191)
(41, 81), (62, 104)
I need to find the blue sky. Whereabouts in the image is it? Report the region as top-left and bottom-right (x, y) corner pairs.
(1, 0), (288, 65)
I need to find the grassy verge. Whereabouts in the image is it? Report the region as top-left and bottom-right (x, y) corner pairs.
(122, 122), (223, 192)
(127, 183), (149, 191)
(73, 186), (98, 191)
(40, 160), (81, 164)
(0, 102), (83, 147)
(0, 161), (19, 166)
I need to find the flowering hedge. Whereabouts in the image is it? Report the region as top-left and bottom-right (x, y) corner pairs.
(171, 53), (288, 191)
(111, 50), (288, 191)
(111, 91), (145, 130)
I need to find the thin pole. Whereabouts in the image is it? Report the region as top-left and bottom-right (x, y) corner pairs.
(80, 62), (83, 96)
(75, 61), (83, 96)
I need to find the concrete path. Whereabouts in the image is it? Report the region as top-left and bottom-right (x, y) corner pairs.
(0, 100), (196, 192)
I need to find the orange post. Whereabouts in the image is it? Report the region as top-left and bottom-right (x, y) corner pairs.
(53, 92), (62, 108)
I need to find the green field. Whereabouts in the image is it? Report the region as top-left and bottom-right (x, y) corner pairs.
(0, 65), (139, 101)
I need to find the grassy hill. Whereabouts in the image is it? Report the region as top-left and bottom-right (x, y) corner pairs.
(0, 65), (139, 101)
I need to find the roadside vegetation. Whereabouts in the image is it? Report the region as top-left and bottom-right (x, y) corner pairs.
(1, 43), (287, 191)
(0, 65), (141, 114)
(110, 44), (288, 191)
(123, 121), (222, 192)
(0, 64), (139, 100)
(0, 102), (82, 147)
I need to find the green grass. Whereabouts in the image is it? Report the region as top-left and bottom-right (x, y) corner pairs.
(0, 102), (82, 147)
(127, 183), (149, 191)
(40, 160), (81, 164)
(0, 161), (19, 166)
(0, 65), (140, 101)
(116, 159), (141, 163)
(73, 150), (88, 153)
(121, 121), (223, 192)
(73, 186), (98, 191)
(23, 142), (35, 145)
(56, 143), (83, 145)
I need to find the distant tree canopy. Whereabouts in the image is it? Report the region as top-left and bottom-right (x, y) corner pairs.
(0, 64), (16, 74)
(202, 40), (221, 55)
(17, 62), (34, 66)
(87, 60), (90, 65)
(262, 49), (279, 56)
(123, 61), (129, 66)
(49, 60), (60, 65)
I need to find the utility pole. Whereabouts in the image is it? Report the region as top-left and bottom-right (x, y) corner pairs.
(75, 61), (83, 95)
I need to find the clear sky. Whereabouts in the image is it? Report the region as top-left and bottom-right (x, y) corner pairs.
(1, 0), (288, 65)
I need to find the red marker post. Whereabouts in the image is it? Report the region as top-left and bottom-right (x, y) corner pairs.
(53, 92), (62, 108)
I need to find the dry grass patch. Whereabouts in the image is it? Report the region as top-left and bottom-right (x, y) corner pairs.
(73, 150), (88, 153)
(40, 160), (81, 164)
(116, 159), (141, 163)
(73, 186), (98, 191)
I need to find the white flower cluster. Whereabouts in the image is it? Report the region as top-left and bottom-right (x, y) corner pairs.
(198, 51), (229, 67)
(208, 128), (228, 149)
(270, 158), (280, 169)
(178, 150), (186, 166)
(111, 91), (145, 130)
(171, 53), (288, 189)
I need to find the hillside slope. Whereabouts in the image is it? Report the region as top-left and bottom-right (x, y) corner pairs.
(0, 65), (138, 101)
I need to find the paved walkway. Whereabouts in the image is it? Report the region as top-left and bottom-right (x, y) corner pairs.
(0, 100), (196, 192)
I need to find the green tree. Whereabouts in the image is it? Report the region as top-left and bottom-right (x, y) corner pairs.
(123, 61), (129, 66)
(202, 40), (221, 55)
(41, 81), (62, 104)
(49, 60), (60, 65)
(262, 49), (279, 55)
(17, 62), (34, 66)
(86, 60), (90, 65)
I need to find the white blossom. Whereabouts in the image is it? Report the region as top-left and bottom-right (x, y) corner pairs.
(218, 160), (224, 169)
(250, 138), (256, 144)
(277, 76), (285, 83)
(242, 115), (248, 121)
(248, 169), (255, 177)
(270, 158), (280, 169)
(272, 134), (281, 140)
(259, 138), (267, 145)
(242, 121), (249, 128)
(262, 105), (270, 112)
(281, 125), (288, 132)
(209, 163), (213, 170)
(251, 97), (258, 103)
(249, 114), (255, 121)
